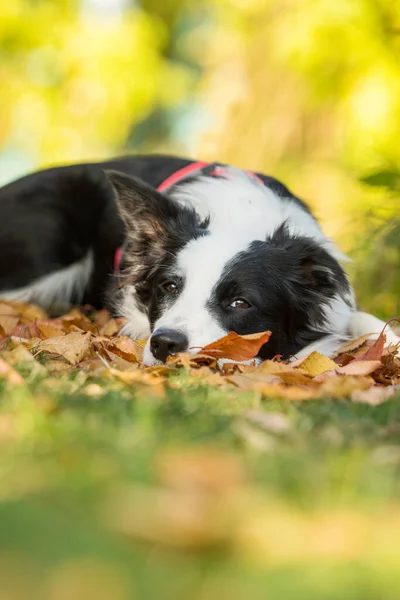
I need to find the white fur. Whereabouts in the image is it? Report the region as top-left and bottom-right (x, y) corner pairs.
(348, 311), (400, 346)
(118, 284), (151, 339)
(0, 251), (94, 312)
(142, 171), (355, 365)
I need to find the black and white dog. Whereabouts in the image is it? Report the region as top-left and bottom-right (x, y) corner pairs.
(0, 155), (397, 365)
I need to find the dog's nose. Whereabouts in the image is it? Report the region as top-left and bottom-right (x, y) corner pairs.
(150, 328), (189, 362)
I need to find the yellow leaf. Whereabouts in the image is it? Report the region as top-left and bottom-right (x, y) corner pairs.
(297, 351), (337, 377)
(0, 302), (19, 335)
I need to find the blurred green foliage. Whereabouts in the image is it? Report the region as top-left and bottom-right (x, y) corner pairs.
(0, 0), (399, 315)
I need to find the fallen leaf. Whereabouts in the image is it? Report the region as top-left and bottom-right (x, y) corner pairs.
(331, 333), (373, 358)
(167, 352), (218, 369)
(61, 310), (98, 333)
(13, 302), (48, 322)
(37, 320), (66, 339)
(354, 329), (386, 362)
(38, 332), (93, 365)
(335, 360), (381, 376)
(104, 336), (143, 363)
(296, 352), (338, 377)
(0, 303), (19, 334)
(200, 331), (271, 361)
(99, 318), (120, 337)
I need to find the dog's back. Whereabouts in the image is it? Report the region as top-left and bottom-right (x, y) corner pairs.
(0, 156), (192, 310)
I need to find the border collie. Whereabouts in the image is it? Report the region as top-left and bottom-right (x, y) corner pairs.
(0, 155), (397, 365)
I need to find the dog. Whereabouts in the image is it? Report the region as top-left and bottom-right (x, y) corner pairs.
(0, 154), (397, 365)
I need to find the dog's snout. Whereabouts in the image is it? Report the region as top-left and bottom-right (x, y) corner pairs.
(150, 328), (189, 362)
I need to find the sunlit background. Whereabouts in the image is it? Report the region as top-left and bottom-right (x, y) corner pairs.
(1, 0), (399, 315)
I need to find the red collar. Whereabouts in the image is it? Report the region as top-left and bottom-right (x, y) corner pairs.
(114, 161), (263, 271)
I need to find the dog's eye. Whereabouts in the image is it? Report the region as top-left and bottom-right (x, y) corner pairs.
(230, 298), (251, 309)
(161, 281), (178, 294)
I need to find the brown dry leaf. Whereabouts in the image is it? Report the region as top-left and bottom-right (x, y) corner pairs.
(372, 352), (400, 385)
(335, 360), (382, 376)
(105, 336), (143, 363)
(296, 352), (338, 377)
(331, 333), (373, 358)
(354, 330), (386, 362)
(200, 331), (271, 361)
(167, 352), (218, 369)
(0, 303), (19, 334)
(12, 302), (48, 322)
(61, 310), (98, 334)
(37, 320), (66, 339)
(38, 332), (93, 365)
(99, 318), (120, 337)
(220, 361), (256, 375)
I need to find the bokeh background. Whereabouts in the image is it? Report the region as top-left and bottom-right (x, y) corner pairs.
(1, 0), (399, 316)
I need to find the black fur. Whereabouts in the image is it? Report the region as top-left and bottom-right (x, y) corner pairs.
(206, 225), (351, 359)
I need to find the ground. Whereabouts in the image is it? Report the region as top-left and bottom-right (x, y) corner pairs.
(1, 301), (400, 600)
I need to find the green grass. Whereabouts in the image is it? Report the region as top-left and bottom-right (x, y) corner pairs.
(1, 367), (400, 599)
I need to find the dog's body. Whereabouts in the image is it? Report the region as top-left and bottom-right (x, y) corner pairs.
(0, 155), (396, 365)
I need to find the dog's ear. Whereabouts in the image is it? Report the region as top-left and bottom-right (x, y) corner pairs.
(106, 170), (178, 242)
(269, 225), (347, 299)
(298, 258), (339, 296)
(105, 170), (204, 282)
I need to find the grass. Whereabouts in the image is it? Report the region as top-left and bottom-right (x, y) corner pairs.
(1, 363), (400, 600)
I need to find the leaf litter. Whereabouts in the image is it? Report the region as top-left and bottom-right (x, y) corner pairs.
(0, 300), (398, 403)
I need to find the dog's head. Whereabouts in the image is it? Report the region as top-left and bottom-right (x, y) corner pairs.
(107, 169), (354, 365)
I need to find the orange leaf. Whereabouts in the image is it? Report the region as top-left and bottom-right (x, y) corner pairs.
(200, 331), (271, 362)
(354, 330), (385, 362)
(105, 336), (143, 363)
